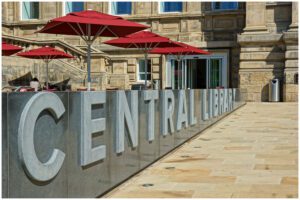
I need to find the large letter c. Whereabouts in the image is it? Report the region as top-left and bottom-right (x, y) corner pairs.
(18, 92), (66, 182)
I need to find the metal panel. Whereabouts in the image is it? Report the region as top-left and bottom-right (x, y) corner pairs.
(198, 89), (213, 131)
(191, 90), (204, 137)
(174, 90), (192, 146)
(109, 91), (140, 185)
(158, 90), (175, 156)
(234, 88), (244, 109)
(7, 92), (68, 198)
(2, 93), (8, 198)
(209, 89), (220, 124)
(138, 91), (160, 169)
(67, 92), (111, 198)
(3, 89), (245, 198)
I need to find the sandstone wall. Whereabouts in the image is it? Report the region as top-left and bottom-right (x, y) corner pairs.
(3, 2), (298, 101)
(2, 2), (245, 90)
(238, 2), (298, 102)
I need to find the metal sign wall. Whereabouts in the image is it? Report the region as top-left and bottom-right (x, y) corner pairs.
(2, 89), (244, 198)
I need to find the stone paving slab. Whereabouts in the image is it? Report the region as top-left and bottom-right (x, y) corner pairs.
(104, 103), (298, 198)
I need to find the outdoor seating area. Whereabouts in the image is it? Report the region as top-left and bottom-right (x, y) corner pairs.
(2, 9), (210, 92)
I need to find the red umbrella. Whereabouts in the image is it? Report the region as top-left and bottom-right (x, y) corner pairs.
(2, 41), (23, 56)
(150, 41), (210, 57)
(17, 46), (74, 90)
(37, 10), (148, 90)
(104, 31), (180, 88)
(150, 42), (211, 89)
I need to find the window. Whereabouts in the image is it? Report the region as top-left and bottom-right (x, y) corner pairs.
(210, 59), (222, 88)
(160, 2), (183, 13)
(137, 59), (151, 81)
(65, 2), (84, 14)
(212, 2), (238, 10)
(111, 2), (132, 15)
(21, 2), (39, 20)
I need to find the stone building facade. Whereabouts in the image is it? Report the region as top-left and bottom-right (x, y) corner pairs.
(238, 2), (298, 102)
(1, 1), (298, 101)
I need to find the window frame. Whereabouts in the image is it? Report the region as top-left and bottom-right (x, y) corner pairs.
(159, 2), (183, 14)
(109, 2), (132, 16)
(137, 58), (151, 82)
(211, 2), (239, 11)
(20, 1), (40, 21)
(63, 2), (85, 15)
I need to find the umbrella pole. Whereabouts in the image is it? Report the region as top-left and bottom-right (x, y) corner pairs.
(46, 60), (49, 90)
(144, 52), (148, 89)
(179, 59), (183, 89)
(87, 42), (91, 91)
(178, 58), (181, 90)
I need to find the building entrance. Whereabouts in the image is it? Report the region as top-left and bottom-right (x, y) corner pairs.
(167, 54), (227, 90)
(186, 59), (206, 89)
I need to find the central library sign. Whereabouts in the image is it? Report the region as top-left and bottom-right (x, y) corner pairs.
(2, 89), (243, 197)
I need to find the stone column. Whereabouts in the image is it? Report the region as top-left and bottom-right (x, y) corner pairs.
(243, 2), (268, 32)
(238, 2), (285, 102)
(2, 2), (8, 22)
(14, 2), (20, 23)
(289, 2), (298, 31)
(283, 2), (298, 102)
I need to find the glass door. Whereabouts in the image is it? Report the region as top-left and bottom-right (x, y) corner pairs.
(186, 59), (207, 89)
(171, 59), (185, 89)
(170, 57), (224, 89)
(208, 58), (222, 88)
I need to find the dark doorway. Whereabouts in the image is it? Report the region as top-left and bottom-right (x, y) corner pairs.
(187, 59), (207, 89)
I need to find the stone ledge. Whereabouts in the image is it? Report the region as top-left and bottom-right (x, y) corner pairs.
(240, 61), (284, 69)
(240, 52), (285, 61)
(238, 33), (283, 45)
(266, 2), (291, 6)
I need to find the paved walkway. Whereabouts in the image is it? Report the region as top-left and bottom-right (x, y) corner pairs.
(104, 103), (298, 198)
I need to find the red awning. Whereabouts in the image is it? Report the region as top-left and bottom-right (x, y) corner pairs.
(150, 41), (211, 56)
(17, 46), (74, 60)
(2, 42), (23, 56)
(104, 31), (179, 49)
(36, 10), (148, 37)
